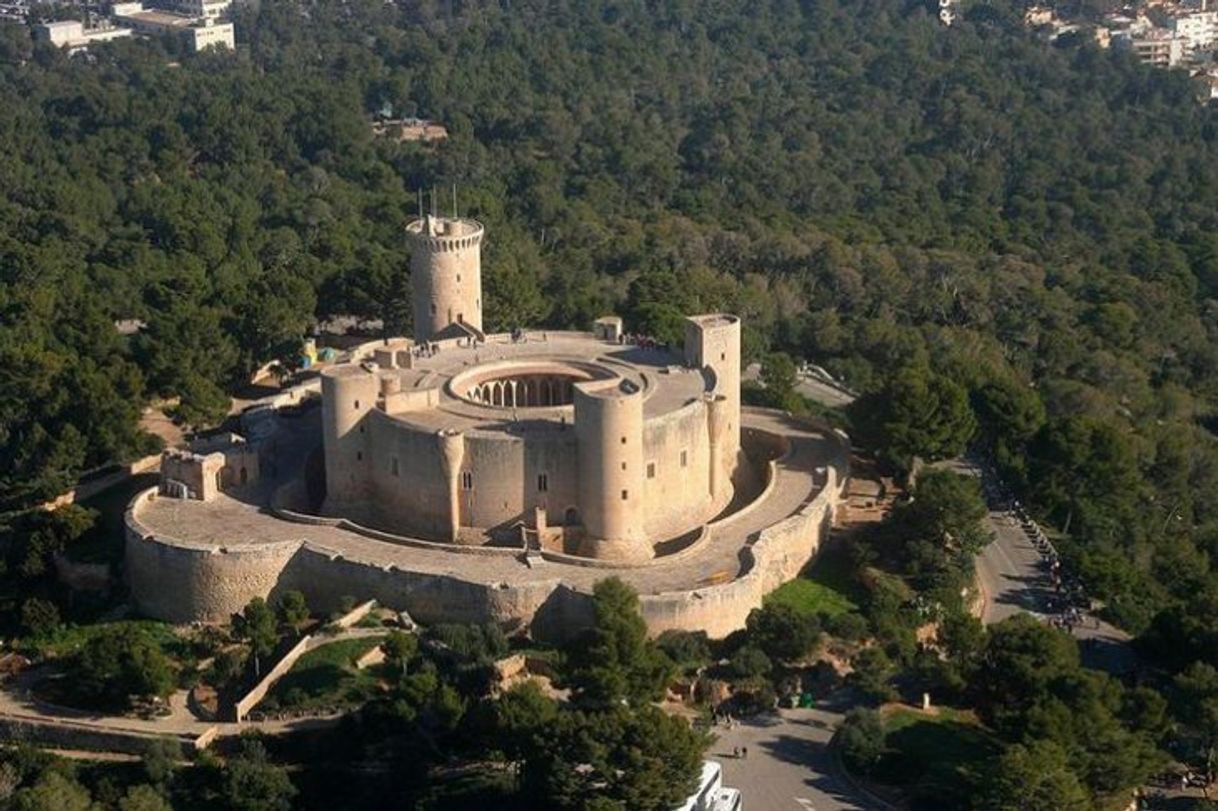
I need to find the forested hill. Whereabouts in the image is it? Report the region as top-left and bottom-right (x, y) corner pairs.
(4, 0), (1218, 636)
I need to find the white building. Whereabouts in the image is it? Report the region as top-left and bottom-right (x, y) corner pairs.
(185, 17), (234, 51)
(155, 0), (232, 20)
(110, 2), (234, 51)
(1171, 10), (1218, 51)
(939, 0), (956, 27)
(33, 19), (133, 50)
(1114, 27), (1187, 67)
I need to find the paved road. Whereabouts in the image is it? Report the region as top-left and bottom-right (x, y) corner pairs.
(743, 364), (857, 411)
(712, 705), (883, 811)
(956, 459), (1136, 673)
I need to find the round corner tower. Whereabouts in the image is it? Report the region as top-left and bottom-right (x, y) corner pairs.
(406, 215), (484, 343)
(573, 379), (652, 564)
(321, 364), (379, 511)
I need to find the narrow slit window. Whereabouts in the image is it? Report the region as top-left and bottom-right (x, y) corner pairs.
(680, 450), (688, 468)
(621, 489), (628, 501)
(461, 471), (473, 490)
(646, 462), (656, 479)
(392, 457), (399, 477)
(538, 474), (548, 492)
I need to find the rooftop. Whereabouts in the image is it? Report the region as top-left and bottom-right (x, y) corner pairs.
(118, 9), (194, 26)
(326, 330), (710, 435)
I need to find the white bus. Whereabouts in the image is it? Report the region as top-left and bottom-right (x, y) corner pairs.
(674, 761), (742, 811)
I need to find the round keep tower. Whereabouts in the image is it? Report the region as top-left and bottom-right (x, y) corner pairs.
(406, 215), (484, 343)
(573, 379), (652, 563)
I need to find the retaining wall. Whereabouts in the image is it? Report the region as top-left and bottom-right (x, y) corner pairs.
(0, 714), (207, 756)
(233, 634), (313, 722)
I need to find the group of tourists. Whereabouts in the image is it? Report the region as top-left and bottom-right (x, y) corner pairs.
(619, 332), (664, 350)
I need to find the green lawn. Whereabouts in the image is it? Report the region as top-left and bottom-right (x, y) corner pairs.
(764, 547), (862, 618)
(873, 707), (1002, 809)
(267, 636), (385, 711)
(26, 620), (185, 659)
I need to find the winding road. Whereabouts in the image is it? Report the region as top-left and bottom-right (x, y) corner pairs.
(963, 455), (1136, 674)
(702, 370), (1136, 810)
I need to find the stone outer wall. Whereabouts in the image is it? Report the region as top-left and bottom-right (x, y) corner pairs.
(125, 490), (302, 624)
(126, 425), (848, 641)
(638, 461), (840, 639)
(274, 549), (564, 634)
(40, 452), (161, 511)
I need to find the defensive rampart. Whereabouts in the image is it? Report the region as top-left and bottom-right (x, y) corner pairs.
(125, 417), (848, 640)
(125, 489), (302, 624)
(636, 462), (839, 639)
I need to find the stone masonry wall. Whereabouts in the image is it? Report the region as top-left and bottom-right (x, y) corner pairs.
(125, 490), (301, 624)
(126, 425), (848, 640)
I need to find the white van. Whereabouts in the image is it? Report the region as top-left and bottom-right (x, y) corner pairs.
(674, 761), (742, 811)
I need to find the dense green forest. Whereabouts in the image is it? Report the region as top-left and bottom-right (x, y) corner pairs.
(5, 0), (1218, 687)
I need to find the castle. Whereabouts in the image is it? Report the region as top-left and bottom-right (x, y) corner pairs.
(320, 214), (742, 564)
(125, 214), (848, 640)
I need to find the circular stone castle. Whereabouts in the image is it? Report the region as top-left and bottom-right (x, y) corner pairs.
(125, 215), (849, 640)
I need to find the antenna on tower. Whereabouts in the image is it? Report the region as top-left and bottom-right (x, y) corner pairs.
(452, 184), (458, 219)
(417, 188), (423, 219)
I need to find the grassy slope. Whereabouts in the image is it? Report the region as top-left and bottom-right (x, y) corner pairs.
(267, 636), (385, 710)
(764, 546), (863, 618)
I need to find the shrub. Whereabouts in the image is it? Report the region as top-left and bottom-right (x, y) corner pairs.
(839, 707), (886, 774)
